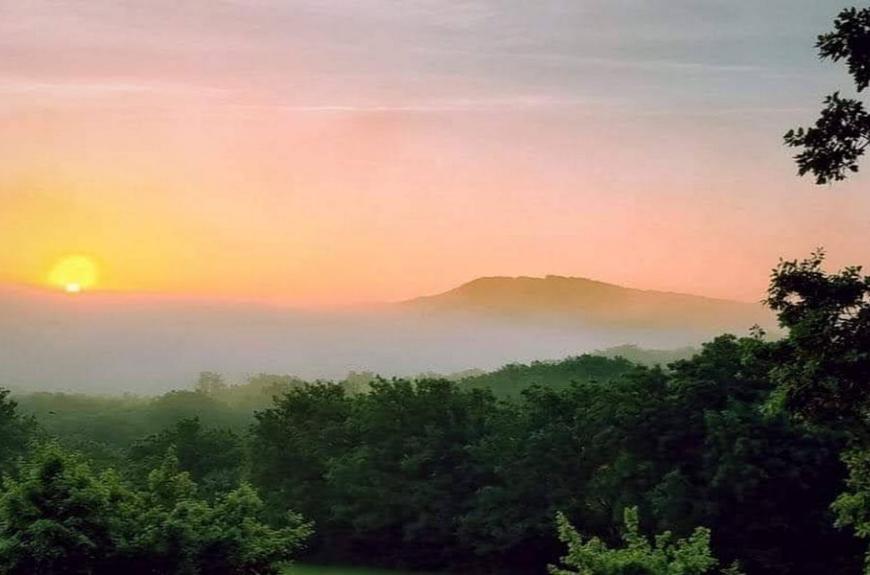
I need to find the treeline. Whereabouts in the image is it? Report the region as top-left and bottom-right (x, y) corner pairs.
(247, 335), (858, 574)
(12, 351), (639, 466)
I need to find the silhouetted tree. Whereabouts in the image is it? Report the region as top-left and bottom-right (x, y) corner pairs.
(766, 251), (870, 571)
(785, 7), (870, 183)
(766, 250), (870, 431)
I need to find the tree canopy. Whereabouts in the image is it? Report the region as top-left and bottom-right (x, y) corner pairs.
(0, 445), (310, 575)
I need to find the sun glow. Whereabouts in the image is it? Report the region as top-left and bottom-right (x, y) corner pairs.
(48, 255), (99, 294)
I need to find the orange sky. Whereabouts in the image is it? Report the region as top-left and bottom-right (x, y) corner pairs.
(2, 1), (868, 306)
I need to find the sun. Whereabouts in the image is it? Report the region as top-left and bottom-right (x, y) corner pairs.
(48, 255), (99, 294)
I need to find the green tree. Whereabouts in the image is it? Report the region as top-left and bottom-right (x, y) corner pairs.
(765, 251), (870, 430)
(0, 445), (119, 574)
(785, 7), (870, 184)
(127, 418), (245, 496)
(195, 372), (227, 396)
(832, 450), (870, 558)
(0, 445), (310, 575)
(124, 451), (312, 575)
(550, 507), (742, 575)
(247, 348), (857, 574)
(0, 388), (35, 475)
(251, 383), (353, 532)
(325, 379), (496, 569)
(766, 252), (870, 572)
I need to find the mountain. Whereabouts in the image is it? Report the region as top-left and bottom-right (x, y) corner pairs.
(401, 275), (774, 331)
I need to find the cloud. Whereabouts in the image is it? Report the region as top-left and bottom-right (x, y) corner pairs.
(230, 95), (602, 114)
(0, 79), (231, 98)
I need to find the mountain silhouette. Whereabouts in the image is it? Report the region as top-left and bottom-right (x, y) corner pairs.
(402, 275), (773, 331)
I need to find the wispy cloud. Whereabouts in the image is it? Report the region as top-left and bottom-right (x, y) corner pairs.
(231, 95), (604, 114)
(0, 78), (233, 99)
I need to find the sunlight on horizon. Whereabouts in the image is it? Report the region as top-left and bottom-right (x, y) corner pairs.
(47, 255), (99, 294)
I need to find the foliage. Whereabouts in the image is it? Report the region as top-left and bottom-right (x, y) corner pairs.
(326, 379), (496, 569)
(0, 389), (35, 474)
(550, 507), (743, 575)
(0, 445), (118, 574)
(785, 7), (870, 183)
(765, 251), (870, 572)
(0, 445), (310, 575)
(127, 417), (246, 496)
(591, 345), (698, 368)
(250, 343), (857, 574)
(13, 389), (250, 465)
(195, 371), (228, 396)
(123, 451), (312, 575)
(458, 354), (637, 397)
(196, 372), (308, 410)
(765, 250), (870, 430)
(833, 450), (870, 541)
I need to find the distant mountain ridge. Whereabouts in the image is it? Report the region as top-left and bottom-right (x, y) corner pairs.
(401, 275), (774, 331)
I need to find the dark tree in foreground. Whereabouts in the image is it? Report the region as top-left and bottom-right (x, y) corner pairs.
(766, 251), (870, 571)
(785, 7), (870, 184)
(766, 250), (870, 431)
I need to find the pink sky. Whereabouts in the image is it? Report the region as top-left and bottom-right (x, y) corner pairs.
(2, 1), (868, 305)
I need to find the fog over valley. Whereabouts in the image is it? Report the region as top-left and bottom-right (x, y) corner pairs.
(1, 276), (775, 393)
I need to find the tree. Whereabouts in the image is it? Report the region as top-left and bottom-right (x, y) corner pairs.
(831, 450), (870, 560)
(0, 388), (35, 475)
(765, 252), (870, 572)
(247, 351), (857, 574)
(785, 7), (870, 184)
(195, 372), (227, 396)
(127, 418), (246, 497)
(0, 445), (311, 575)
(124, 451), (312, 575)
(250, 383), (354, 533)
(765, 250), (870, 431)
(549, 507), (743, 575)
(0, 445), (121, 575)
(324, 379), (496, 569)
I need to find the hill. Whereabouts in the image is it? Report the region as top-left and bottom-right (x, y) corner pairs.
(402, 275), (773, 331)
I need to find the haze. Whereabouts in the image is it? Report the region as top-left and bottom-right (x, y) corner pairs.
(0, 279), (772, 393)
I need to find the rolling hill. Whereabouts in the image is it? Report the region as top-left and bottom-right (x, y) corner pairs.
(402, 275), (774, 331)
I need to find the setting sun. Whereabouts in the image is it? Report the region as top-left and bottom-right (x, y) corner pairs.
(48, 255), (99, 294)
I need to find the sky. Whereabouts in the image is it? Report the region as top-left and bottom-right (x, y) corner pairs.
(2, 0), (869, 306)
